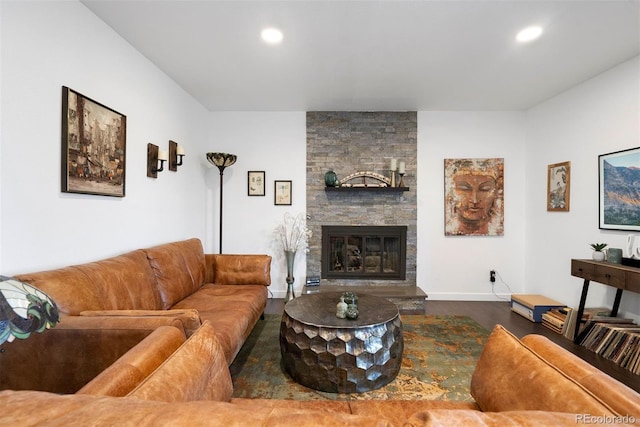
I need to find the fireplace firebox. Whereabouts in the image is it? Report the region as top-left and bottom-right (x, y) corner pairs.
(321, 226), (407, 280)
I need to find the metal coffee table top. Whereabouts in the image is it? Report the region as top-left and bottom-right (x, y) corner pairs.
(284, 292), (399, 327)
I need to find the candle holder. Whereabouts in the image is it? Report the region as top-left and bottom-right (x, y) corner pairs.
(390, 170), (396, 187)
(398, 172), (405, 188)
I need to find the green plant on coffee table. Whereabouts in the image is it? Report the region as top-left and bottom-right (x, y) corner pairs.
(589, 243), (608, 252)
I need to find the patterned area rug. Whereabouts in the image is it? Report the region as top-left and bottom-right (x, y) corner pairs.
(230, 314), (489, 401)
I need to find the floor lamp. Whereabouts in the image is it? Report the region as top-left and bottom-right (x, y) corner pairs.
(206, 152), (237, 254)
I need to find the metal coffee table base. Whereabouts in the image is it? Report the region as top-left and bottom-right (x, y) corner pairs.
(279, 293), (403, 393)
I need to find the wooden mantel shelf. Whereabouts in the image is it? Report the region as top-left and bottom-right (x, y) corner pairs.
(325, 186), (409, 192)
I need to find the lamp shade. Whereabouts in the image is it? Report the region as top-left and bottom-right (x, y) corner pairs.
(0, 275), (60, 345)
(206, 152), (237, 171)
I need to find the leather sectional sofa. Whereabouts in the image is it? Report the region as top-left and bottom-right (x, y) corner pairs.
(1, 239), (639, 425)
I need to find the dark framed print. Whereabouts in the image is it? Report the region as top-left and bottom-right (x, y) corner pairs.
(599, 147), (640, 231)
(61, 86), (126, 197)
(248, 171), (265, 196)
(274, 180), (292, 205)
(547, 161), (570, 212)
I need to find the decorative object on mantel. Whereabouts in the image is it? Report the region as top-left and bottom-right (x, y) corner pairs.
(589, 243), (607, 261)
(0, 275), (60, 346)
(398, 160), (406, 188)
(390, 158), (397, 187)
(324, 170), (338, 187)
(206, 152), (237, 254)
(337, 171), (391, 188)
(275, 212), (311, 303)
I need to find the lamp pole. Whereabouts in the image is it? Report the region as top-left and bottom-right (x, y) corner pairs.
(206, 152), (237, 254)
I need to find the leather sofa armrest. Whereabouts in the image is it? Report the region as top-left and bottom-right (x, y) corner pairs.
(79, 309), (202, 336)
(127, 321), (233, 402)
(59, 314), (187, 336)
(77, 326), (186, 397)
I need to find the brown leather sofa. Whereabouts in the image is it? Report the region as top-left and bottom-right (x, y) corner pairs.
(2, 239), (639, 425)
(1, 324), (639, 425)
(14, 238), (271, 365)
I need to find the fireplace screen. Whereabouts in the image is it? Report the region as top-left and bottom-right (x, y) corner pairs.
(322, 226), (407, 280)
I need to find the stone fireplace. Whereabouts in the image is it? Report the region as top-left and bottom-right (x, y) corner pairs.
(306, 112), (417, 290)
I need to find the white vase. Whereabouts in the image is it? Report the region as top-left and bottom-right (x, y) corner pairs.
(592, 251), (605, 261)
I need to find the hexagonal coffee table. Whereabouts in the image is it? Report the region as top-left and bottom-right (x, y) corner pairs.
(279, 292), (403, 393)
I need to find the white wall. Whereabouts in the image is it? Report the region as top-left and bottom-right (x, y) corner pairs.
(0, 1), (210, 274)
(525, 57), (640, 321)
(417, 111), (527, 300)
(206, 112), (307, 297)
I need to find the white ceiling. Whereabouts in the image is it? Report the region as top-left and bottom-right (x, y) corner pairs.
(82, 0), (640, 112)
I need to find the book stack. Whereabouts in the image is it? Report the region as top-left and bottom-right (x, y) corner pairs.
(577, 317), (640, 374)
(541, 307), (569, 334)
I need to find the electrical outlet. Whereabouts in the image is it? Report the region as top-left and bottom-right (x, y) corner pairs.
(490, 270), (496, 283)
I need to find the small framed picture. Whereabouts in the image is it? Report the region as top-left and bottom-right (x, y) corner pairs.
(274, 180), (292, 205)
(248, 171), (265, 196)
(547, 161), (570, 212)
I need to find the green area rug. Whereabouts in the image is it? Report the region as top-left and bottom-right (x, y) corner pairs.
(230, 314), (489, 401)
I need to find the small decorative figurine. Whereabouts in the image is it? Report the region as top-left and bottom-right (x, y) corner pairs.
(336, 296), (347, 319)
(342, 292), (358, 306)
(346, 304), (359, 320)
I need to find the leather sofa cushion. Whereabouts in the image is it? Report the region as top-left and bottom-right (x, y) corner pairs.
(211, 254), (271, 286)
(144, 239), (207, 309)
(522, 334), (640, 418)
(0, 391), (393, 426)
(406, 409), (588, 426)
(127, 321), (233, 402)
(15, 249), (162, 314)
(77, 326), (186, 397)
(470, 325), (619, 416)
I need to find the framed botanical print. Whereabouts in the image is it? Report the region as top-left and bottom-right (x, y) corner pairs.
(274, 180), (292, 205)
(547, 161), (570, 212)
(599, 147), (640, 231)
(248, 171), (265, 196)
(61, 86), (126, 197)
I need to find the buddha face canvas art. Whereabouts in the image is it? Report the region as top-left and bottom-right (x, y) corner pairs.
(444, 158), (504, 236)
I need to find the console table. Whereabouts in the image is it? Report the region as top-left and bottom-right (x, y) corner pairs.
(570, 259), (640, 343)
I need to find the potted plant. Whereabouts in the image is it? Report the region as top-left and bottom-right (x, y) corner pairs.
(589, 243), (607, 261)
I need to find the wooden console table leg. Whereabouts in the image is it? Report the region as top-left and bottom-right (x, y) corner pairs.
(574, 279), (590, 343)
(611, 289), (623, 317)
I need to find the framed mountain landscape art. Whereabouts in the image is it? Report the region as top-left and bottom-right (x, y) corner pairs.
(599, 147), (640, 231)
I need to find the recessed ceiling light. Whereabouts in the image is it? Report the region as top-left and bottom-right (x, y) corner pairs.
(261, 27), (283, 45)
(516, 26), (543, 43)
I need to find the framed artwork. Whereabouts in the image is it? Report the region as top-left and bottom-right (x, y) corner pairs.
(61, 86), (126, 197)
(444, 158), (504, 236)
(547, 161), (570, 212)
(248, 171), (265, 196)
(599, 147), (640, 231)
(274, 180), (292, 205)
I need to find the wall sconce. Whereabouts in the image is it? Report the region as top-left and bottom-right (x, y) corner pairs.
(147, 143), (167, 178)
(169, 140), (185, 171)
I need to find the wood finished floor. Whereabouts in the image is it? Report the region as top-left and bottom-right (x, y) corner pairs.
(266, 299), (640, 393)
